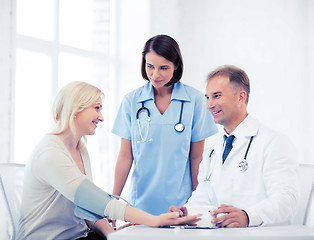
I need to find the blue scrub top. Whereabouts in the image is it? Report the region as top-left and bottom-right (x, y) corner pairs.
(112, 81), (217, 215)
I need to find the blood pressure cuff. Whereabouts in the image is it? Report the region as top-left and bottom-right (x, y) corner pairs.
(74, 179), (113, 221)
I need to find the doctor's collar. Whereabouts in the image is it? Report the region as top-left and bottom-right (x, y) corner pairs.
(223, 115), (258, 139)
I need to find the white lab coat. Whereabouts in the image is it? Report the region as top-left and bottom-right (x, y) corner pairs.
(186, 115), (300, 227)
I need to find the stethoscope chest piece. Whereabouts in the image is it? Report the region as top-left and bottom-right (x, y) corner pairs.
(237, 136), (254, 172)
(174, 123), (185, 132)
(238, 160), (248, 172)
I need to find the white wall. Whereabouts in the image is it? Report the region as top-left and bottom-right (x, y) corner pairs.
(309, 0), (314, 162)
(114, 0), (150, 98)
(145, 0), (314, 164)
(0, 0), (13, 237)
(0, 0), (13, 164)
(3, 1), (312, 165)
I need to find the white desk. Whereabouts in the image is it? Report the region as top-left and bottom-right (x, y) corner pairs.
(108, 225), (314, 240)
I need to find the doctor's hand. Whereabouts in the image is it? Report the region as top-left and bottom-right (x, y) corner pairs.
(211, 204), (249, 228)
(168, 205), (188, 217)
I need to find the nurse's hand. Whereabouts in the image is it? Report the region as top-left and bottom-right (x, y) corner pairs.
(168, 205), (188, 217)
(157, 212), (201, 227)
(211, 204), (249, 228)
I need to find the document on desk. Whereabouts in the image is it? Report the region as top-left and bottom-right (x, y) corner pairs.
(108, 225), (314, 240)
(160, 225), (217, 229)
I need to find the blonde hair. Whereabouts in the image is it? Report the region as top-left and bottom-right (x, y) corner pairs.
(51, 81), (104, 137)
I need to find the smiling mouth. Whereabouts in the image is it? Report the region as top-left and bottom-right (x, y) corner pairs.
(212, 110), (222, 116)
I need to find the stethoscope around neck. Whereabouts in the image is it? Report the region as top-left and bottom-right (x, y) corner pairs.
(136, 100), (185, 143)
(205, 136), (254, 181)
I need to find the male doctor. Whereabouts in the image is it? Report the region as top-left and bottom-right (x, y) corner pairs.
(169, 65), (300, 227)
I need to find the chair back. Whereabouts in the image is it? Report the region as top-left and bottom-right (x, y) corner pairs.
(304, 171), (314, 226)
(291, 164), (314, 225)
(0, 163), (26, 240)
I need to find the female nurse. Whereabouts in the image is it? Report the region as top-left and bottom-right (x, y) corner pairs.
(112, 35), (218, 215)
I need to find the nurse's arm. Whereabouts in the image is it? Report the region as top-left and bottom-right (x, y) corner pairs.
(189, 140), (205, 190)
(113, 138), (133, 196)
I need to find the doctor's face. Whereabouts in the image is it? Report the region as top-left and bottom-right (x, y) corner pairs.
(205, 75), (242, 133)
(145, 50), (175, 91)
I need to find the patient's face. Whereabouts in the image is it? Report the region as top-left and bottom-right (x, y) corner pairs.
(75, 98), (103, 136)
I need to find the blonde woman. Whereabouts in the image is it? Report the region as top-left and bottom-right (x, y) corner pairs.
(17, 81), (199, 240)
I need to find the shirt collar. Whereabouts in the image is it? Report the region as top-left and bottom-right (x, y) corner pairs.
(137, 82), (154, 103)
(170, 82), (191, 102)
(226, 114), (259, 138)
(137, 81), (191, 103)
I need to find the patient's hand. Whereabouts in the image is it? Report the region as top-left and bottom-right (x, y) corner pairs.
(116, 222), (138, 230)
(157, 212), (200, 227)
(168, 205), (188, 217)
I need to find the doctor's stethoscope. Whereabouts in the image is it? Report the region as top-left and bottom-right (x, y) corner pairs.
(205, 136), (254, 181)
(136, 100), (185, 143)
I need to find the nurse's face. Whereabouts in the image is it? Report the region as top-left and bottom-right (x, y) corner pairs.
(145, 50), (175, 90)
(205, 75), (243, 133)
(74, 97), (104, 137)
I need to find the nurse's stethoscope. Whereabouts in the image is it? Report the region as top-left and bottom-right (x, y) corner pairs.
(204, 136), (254, 181)
(136, 100), (185, 143)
